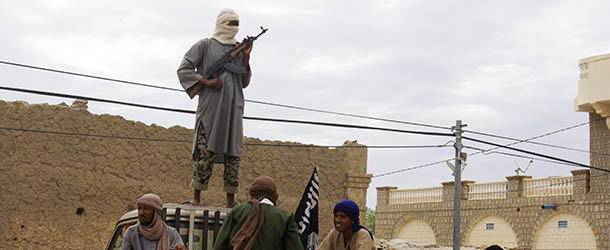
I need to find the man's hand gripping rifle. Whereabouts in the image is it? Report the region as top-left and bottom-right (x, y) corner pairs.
(188, 26), (268, 98)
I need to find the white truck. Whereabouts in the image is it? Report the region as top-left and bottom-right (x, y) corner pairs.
(105, 203), (231, 250)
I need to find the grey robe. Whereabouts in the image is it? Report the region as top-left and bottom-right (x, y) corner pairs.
(177, 38), (252, 159)
(121, 225), (183, 250)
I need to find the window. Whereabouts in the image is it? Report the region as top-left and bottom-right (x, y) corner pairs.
(558, 220), (568, 228)
(110, 222), (136, 250)
(486, 223), (494, 230)
(176, 221), (218, 250)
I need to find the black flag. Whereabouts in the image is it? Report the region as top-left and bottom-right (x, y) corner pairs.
(294, 168), (319, 250)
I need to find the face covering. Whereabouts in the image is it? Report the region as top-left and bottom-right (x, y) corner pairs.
(211, 8), (239, 45)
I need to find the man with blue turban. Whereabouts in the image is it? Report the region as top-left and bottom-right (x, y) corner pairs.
(318, 200), (374, 250)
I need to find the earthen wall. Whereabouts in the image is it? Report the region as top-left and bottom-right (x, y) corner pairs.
(0, 100), (372, 249)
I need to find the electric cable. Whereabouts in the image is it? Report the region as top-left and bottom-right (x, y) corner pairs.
(463, 116), (608, 155)
(0, 125), (452, 149)
(244, 99), (451, 130)
(0, 60), (183, 92)
(462, 136), (610, 173)
(463, 145), (586, 168)
(2, 60), (603, 156)
(373, 158), (454, 178)
(371, 117), (609, 178)
(0, 85), (455, 137)
(464, 118), (601, 160)
(0, 60), (452, 131)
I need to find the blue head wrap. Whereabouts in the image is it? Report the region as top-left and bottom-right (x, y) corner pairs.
(333, 200), (373, 240)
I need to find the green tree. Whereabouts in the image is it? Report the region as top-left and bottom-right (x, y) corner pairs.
(366, 207), (375, 234)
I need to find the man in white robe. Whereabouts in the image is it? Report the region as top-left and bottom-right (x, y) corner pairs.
(177, 8), (253, 208)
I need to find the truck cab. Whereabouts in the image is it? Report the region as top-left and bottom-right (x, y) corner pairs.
(105, 203), (231, 250)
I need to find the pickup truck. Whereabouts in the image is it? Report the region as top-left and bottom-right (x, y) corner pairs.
(105, 203), (231, 250)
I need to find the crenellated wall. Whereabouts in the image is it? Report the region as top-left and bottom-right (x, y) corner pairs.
(0, 100), (372, 250)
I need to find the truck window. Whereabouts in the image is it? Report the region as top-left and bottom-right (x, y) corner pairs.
(107, 211), (224, 250)
(109, 222), (136, 250)
(176, 221), (216, 250)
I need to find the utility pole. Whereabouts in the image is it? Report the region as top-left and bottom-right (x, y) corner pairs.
(452, 120), (465, 250)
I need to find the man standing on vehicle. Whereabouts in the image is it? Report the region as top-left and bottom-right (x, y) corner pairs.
(213, 176), (304, 250)
(177, 8), (253, 208)
(121, 194), (186, 250)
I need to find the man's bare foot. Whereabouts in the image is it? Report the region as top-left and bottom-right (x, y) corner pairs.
(226, 193), (236, 208)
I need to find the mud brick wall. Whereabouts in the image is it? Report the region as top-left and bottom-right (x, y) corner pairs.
(0, 100), (372, 249)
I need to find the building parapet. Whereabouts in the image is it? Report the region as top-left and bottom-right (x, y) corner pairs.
(523, 176), (573, 197)
(389, 186), (442, 204)
(382, 174), (580, 205)
(467, 181), (508, 200)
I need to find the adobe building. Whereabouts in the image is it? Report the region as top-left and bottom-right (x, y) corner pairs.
(375, 53), (610, 250)
(0, 99), (373, 249)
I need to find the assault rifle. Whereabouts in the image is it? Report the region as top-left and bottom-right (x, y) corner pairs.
(188, 26), (268, 98)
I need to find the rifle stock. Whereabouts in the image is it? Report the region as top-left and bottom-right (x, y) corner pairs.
(187, 82), (202, 99)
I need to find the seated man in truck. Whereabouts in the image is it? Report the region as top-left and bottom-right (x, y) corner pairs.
(213, 176), (303, 250)
(121, 194), (186, 250)
(318, 200), (375, 250)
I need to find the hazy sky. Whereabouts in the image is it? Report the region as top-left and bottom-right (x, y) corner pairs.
(1, 0), (609, 209)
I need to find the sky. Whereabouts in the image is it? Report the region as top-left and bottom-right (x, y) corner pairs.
(1, 0), (609, 209)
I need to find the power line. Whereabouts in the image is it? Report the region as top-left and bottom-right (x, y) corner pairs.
(2, 59), (601, 156)
(373, 158), (453, 178)
(0, 60), (183, 92)
(463, 117), (607, 155)
(0, 126), (190, 143)
(0, 85), (455, 137)
(245, 99), (451, 130)
(462, 136), (610, 173)
(371, 118), (606, 178)
(463, 145), (587, 168)
(244, 116), (454, 137)
(0, 60), (452, 131)
(372, 119), (606, 178)
(464, 118), (599, 160)
(0, 125), (453, 149)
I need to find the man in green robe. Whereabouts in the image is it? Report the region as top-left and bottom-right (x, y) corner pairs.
(213, 176), (304, 250)
(177, 8), (253, 208)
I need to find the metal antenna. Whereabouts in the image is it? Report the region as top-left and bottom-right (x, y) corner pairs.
(514, 159), (533, 175)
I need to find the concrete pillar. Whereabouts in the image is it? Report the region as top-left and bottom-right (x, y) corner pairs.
(376, 186), (398, 206)
(442, 181), (454, 202)
(506, 175), (532, 198)
(340, 140), (372, 227)
(571, 169), (591, 197)
(442, 181), (474, 201)
(346, 174), (372, 227)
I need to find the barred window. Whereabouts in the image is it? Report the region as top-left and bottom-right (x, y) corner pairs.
(486, 223), (494, 230)
(558, 220), (568, 228)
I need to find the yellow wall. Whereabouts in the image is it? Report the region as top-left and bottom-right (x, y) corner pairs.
(395, 219), (436, 245)
(533, 213), (596, 250)
(465, 216), (517, 248)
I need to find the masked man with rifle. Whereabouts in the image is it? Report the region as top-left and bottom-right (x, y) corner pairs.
(178, 8), (263, 208)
